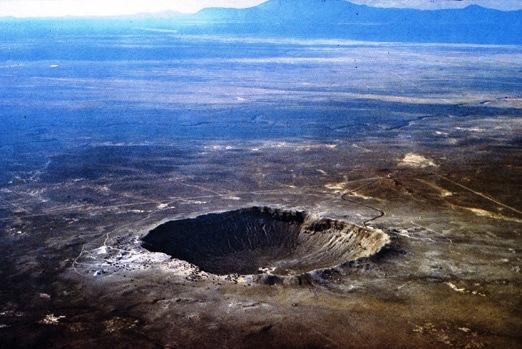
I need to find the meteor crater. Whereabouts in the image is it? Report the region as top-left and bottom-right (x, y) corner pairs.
(142, 206), (390, 276)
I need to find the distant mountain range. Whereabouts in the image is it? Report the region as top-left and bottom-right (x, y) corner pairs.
(2, 0), (522, 44)
(186, 0), (522, 44)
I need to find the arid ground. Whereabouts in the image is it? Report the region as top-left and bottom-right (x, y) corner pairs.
(1, 34), (521, 348)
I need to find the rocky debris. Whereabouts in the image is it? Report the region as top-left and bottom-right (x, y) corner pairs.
(38, 293), (51, 300)
(103, 317), (138, 334)
(445, 281), (487, 297)
(399, 153), (437, 168)
(39, 314), (66, 325)
(413, 322), (485, 348)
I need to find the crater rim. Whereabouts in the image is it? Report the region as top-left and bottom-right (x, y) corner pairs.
(141, 206), (390, 278)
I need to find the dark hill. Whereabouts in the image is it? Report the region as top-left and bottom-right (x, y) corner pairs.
(189, 0), (522, 44)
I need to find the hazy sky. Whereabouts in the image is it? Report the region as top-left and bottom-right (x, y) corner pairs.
(0, 0), (521, 18)
(0, 0), (265, 17)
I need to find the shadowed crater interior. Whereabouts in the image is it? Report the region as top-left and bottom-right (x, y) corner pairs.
(142, 207), (389, 276)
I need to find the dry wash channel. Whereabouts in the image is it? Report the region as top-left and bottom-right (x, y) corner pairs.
(142, 207), (389, 276)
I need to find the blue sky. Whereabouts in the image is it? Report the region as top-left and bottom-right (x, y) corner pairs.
(0, 0), (521, 17)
